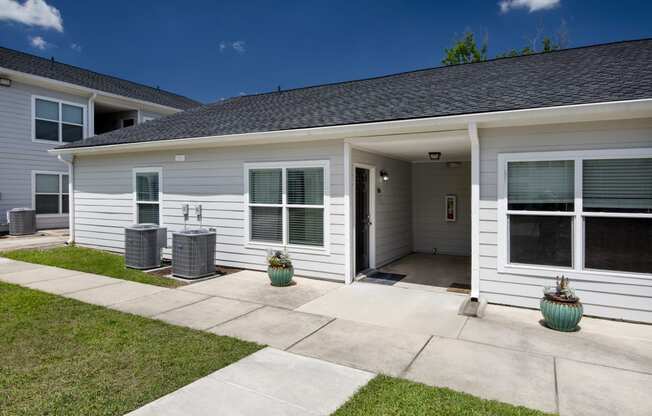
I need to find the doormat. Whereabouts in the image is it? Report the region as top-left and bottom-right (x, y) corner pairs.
(361, 271), (406, 285)
(447, 282), (471, 294)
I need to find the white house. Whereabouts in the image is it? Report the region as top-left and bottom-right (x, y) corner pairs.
(0, 46), (200, 231)
(50, 40), (652, 323)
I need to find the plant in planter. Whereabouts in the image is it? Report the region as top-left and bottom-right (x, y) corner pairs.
(541, 275), (583, 332)
(266, 249), (294, 287)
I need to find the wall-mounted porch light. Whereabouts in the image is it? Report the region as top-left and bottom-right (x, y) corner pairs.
(428, 152), (441, 161)
(380, 170), (390, 182)
(0, 77), (11, 87)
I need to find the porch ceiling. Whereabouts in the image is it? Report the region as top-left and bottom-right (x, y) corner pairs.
(349, 130), (470, 162)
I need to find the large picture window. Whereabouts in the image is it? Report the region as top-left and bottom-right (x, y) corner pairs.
(33, 172), (69, 215)
(133, 168), (161, 225)
(33, 97), (85, 142)
(245, 161), (328, 249)
(499, 149), (652, 277)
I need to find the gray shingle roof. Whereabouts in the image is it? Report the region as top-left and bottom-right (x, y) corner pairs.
(59, 39), (652, 150)
(0, 46), (201, 110)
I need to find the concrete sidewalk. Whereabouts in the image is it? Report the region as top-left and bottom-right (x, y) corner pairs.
(0, 229), (68, 252)
(126, 348), (374, 416)
(1, 257), (651, 415)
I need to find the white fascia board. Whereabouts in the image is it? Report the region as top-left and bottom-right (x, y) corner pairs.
(48, 98), (652, 156)
(0, 66), (185, 114)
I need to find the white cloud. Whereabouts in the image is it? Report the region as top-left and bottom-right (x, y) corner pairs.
(29, 35), (48, 49)
(219, 40), (246, 54)
(499, 0), (560, 13)
(0, 0), (63, 31)
(231, 40), (246, 53)
(70, 42), (82, 52)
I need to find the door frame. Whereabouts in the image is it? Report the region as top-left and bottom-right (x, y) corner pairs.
(353, 163), (376, 276)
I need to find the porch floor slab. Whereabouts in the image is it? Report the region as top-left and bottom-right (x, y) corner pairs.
(556, 358), (652, 416)
(380, 253), (471, 293)
(459, 304), (652, 373)
(296, 282), (469, 338)
(289, 318), (431, 376)
(210, 306), (333, 350)
(179, 270), (341, 309)
(127, 348), (374, 416)
(154, 296), (263, 330)
(404, 336), (557, 413)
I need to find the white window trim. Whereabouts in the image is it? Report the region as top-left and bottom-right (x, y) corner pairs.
(132, 167), (163, 226)
(497, 147), (652, 282)
(31, 171), (69, 217)
(243, 160), (330, 254)
(31, 95), (88, 144)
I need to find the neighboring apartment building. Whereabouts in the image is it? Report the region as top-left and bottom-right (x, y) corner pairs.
(0, 46), (200, 231)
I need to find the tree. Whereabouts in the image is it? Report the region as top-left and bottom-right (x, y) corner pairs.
(496, 36), (560, 58)
(441, 32), (488, 66)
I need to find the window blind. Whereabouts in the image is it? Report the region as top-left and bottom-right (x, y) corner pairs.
(36, 174), (59, 193)
(249, 169), (282, 204)
(136, 173), (159, 201)
(287, 168), (323, 205)
(289, 208), (324, 246)
(138, 204), (159, 225)
(508, 160), (574, 210)
(583, 158), (652, 212)
(250, 206), (283, 242)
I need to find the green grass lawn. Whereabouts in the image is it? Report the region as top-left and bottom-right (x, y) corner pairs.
(0, 282), (261, 415)
(332, 375), (553, 416)
(1, 245), (180, 287)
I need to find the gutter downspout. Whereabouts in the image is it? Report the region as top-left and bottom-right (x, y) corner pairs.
(58, 154), (75, 244)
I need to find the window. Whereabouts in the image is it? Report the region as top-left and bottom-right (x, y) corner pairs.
(33, 97), (85, 142)
(133, 169), (161, 225)
(499, 149), (652, 277)
(246, 161), (328, 249)
(34, 172), (69, 215)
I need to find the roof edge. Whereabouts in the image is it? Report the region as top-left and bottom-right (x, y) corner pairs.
(1, 66), (191, 112)
(50, 98), (652, 155)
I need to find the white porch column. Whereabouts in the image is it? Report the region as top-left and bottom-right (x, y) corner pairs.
(343, 142), (354, 284)
(468, 122), (481, 300)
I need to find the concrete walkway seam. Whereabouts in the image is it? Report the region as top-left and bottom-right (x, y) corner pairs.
(284, 317), (337, 351)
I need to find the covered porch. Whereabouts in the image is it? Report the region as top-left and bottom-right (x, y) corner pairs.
(343, 127), (479, 296)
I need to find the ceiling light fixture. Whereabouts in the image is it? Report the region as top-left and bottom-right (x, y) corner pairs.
(428, 152), (441, 161)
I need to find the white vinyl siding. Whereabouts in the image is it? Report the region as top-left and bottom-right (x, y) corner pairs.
(72, 141), (345, 281)
(0, 81), (87, 228)
(479, 118), (652, 323)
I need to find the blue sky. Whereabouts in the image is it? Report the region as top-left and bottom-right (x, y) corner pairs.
(1, 0), (651, 104)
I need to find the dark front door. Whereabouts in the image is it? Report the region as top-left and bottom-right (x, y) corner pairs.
(355, 167), (370, 273)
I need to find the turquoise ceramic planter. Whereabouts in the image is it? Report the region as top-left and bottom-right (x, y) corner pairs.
(540, 298), (583, 332)
(268, 266), (294, 287)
